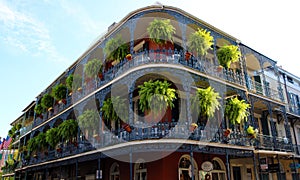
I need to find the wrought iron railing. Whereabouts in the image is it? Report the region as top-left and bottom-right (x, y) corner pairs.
(255, 134), (293, 152)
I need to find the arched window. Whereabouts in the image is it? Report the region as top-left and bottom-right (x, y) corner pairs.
(178, 155), (198, 180)
(110, 162), (120, 180)
(211, 158), (226, 180)
(135, 159), (147, 180)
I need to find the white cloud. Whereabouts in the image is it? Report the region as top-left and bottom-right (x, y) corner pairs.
(0, 1), (67, 63)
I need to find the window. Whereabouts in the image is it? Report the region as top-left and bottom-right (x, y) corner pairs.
(178, 155), (198, 180)
(110, 162), (120, 180)
(287, 76), (294, 84)
(135, 159), (147, 180)
(210, 158), (226, 180)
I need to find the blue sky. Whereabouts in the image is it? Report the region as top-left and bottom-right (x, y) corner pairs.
(1, 0), (299, 139)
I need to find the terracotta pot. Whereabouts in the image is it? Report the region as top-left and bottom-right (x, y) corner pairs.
(126, 54), (132, 61)
(98, 73), (104, 80)
(185, 52), (192, 61)
(189, 123), (198, 132)
(123, 124), (132, 133)
(58, 99), (66, 104)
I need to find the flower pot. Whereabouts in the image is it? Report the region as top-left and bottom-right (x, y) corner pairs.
(216, 66), (223, 72)
(56, 148), (62, 153)
(58, 99), (67, 105)
(223, 129), (231, 137)
(38, 114), (43, 119)
(185, 52), (192, 61)
(48, 107), (53, 112)
(189, 123), (198, 132)
(126, 54), (132, 61)
(93, 134), (101, 141)
(123, 124), (132, 133)
(77, 87), (82, 93)
(98, 72), (104, 80)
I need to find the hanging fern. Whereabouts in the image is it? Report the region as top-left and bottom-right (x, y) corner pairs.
(27, 136), (38, 152)
(191, 86), (220, 118)
(216, 45), (241, 68)
(138, 80), (176, 115)
(45, 127), (60, 148)
(147, 18), (176, 45)
(84, 58), (103, 79)
(41, 94), (54, 109)
(225, 97), (250, 125)
(77, 109), (100, 130)
(188, 28), (214, 57)
(104, 35), (129, 62)
(52, 84), (67, 101)
(58, 119), (78, 141)
(34, 104), (44, 115)
(35, 132), (48, 150)
(102, 96), (128, 122)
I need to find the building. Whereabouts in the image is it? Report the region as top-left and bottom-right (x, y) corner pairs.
(2, 4), (300, 180)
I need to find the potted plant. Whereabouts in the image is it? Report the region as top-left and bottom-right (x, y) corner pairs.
(147, 18), (175, 45)
(104, 34), (129, 65)
(58, 119), (78, 143)
(138, 80), (176, 122)
(191, 86), (221, 121)
(34, 104), (44, 118)
(27, 136), (38, 156)
(187, 28), (214, 58)
(35, 132), (48, 155)
(126, 54), (132, 61)
(223, 128), (231, 137)
(41, 94), (54, 112)
(102, 96), (128, 131)
(84, 58), (103, 80)
(78, 109), (99, 137)
(225, 97), (250, 126)
(189, 123), (198, 132)
(45, 127), (61, 150)
(52, 84), (67, 104)
(66, 74), (83, 93)
(216, 44), (241, 69)
(246, 125), (258, 139)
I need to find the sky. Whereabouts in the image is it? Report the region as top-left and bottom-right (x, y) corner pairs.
(1, 0), (299, 139)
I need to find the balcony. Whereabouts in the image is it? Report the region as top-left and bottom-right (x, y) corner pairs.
(247, 78), (282, 102)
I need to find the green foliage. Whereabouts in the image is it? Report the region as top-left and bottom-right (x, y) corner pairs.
(78, 109), (99, 130)
(52, 84), (67, 101)
(191, 86), (220, 118)
(247, 125), (255, 135)
(27, 136), (38, 152)
(84, 58), (103, 79)
(66, 74), (73, 90)
(138, 80), (176, 115)
(41, 94), (54, 109)
(35, 132), (48, 150)
(225, 97), (250, 125)
(34, 104), (44, 115)
(58, 119), (78, 140)
(45, 127), (60, 148)
(147, 18), (176, 45)
(216, 45), (241, 68)
(104, 35), (129, 62)
(188, 28), (214, 56)
(102, 96), (128, 122)
(66, 74), (82, 91)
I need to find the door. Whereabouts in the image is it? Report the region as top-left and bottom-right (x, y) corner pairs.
(232, 166), (241, 180)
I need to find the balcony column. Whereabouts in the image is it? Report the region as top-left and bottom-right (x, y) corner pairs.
(258, 57), (268, 96)
(128, 18), (137, 55)
(181, 76), (192, 124)
(280, 106), (292, 147)
(75, 159), (78, 180)
(178, 22), (187, 52)
(267, 103), (277, 147)
(237, 43), (246, 86)
(225, 150), (231, 180)
(190, 145), (195, 180)
(252, 153), (259, 180)
(274, 66), (285, 102)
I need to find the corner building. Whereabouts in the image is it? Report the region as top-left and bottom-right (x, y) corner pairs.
(3, 4), (300, 180)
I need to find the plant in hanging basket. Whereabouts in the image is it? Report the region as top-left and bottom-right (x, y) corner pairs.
(138, 80), (176, 121)
(52, 84), (67, 104)
(216, 44), (241, 69)
(45, 127), (61, 149)
(147, 18), (176, 45)
(191, 86), (220, 119)
(57, 119), (78, 142)
(104, 34), (129, 64)
(84, 58), (103, 79)
(187, 28), (214, 57)
(246, 125), (258, 138)
(41, 94), (54, 111)
(225, 97), (250, 126)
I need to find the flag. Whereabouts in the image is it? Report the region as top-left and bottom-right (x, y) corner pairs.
(0, 136), (12, 150)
